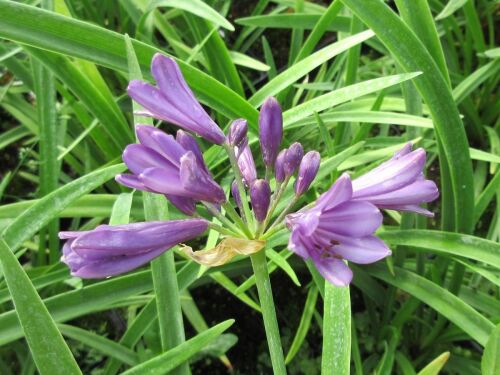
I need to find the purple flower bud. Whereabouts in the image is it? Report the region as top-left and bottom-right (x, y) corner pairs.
(250, 179), (271, 222)
(275, 149), (287, 183)
(127, 54), (225, 144)
(295, 151), (320, 196)
(228, 119), (248, 148)
(284, 142), (304, 177)
(60, 219), (208, 278)
(237, 144), (257, 186)
(259, 97), (283, 167)
(352, 143), (439, 216)
(231, 180), (242, 211)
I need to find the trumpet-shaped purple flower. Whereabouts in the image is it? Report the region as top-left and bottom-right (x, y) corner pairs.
(352, 143), (439, 216)
(116, 125), (226, 213)
(60, 219), (208, 278)
(127, 54), (225, 144)
(259, 97), (283, 167)
(286, 174), (390, 286)
(294, 151), (320, 196)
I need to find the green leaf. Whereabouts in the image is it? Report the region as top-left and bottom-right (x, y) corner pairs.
(148, 0), (234, 31)
(481, 324), (500, 375)
(121, 320), (235, 375)
(283, 73), (421, 125)
(378, 230), (500, 269)
(58, 324), (139, 366)
(266, 248), (301, 287)
(435, 0), (468, 20)
(322, 284), (351, 375)
(417, 352), (450, 375)
(0, 1), (258, 129)
(249, 30), (374, 107)
(2, 163), (126, 252)
(285, 286), (318, 363)
(229, 51), (270, 71)
(0, 239), (81, 375)
(364, 264), (494, 346)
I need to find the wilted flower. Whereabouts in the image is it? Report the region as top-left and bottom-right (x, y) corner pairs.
(60, 219), (208, 278)
(116, 125), (225, 214)
(352, 143), (439, 216)
(259, 97), (283, 167)
(127, 54), (225, 144)
(286, 174), (390, 286)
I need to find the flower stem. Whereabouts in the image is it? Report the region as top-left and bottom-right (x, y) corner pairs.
(266, 196), (299, 234)
(224, 143), (254, 231)
(207, 222), (238, 237)
(203, 202), (246, 237)
(250, 249), (286, 375)
(222, 202), (252, 238)
(261, 177), (290, 234)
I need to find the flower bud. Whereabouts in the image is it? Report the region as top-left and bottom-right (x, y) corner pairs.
(275, 149), (287, 183)
(237, 145), (257, 186)
(284, 142), (304, 177)
(250, 179), (271, 222)
(259, 97), (283, 167)
(294, 151), (320, 196)
(231, 180), (242, 211)
(228, 119), (248, 148)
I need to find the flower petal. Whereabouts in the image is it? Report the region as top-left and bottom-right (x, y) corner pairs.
(312, 256), (353, 286)
(358, 179), (439, 206)
(318, 200), (382, 237)
(138, 167), (185, 196)
(122, 144), (170, 174)
(315, 173), (353, 211)
(331, 235), (391, 264)
(115, 174), (154, 192)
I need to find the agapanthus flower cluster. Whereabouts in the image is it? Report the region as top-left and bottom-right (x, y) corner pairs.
(60, 54), (438, 285)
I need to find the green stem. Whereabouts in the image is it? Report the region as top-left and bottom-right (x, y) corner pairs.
(322, 283), (351, 375)
(261, 177), (290, 234)
(203, 202), (246, 237)
(207, 222), (239, 237)
(266, 196), (299, 234)
(250, 250), (286, 375)
(222, 202), (252, 238)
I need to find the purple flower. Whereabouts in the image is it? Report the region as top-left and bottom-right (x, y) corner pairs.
(236, 144), (257, 186)
(259, 97), (283, 167)
(250, 179), (271, 222)
(228, 119), (248, 149)
(116, 126), (226, 213)
(286, 174), (390, 286)
(127, 54), (225, 144)
(284, 142), (304, 177)
(294, 151), (320, 196)
(352, 143), (439, 216)
(60, 219), (208, 278)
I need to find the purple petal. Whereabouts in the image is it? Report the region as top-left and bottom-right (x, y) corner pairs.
(382, 204), (435, 217)
(275, 148), (287, 183)
(115, 174), (154, 192)
(237, 145), (257, 186)
(176, 130), (209, 173)
(250, 179), (271, 222)
(71, 219), (208, 259)
(180, 152), (226, 204)
(139, 167), (186, 196)
(358, 179), (439, 206)
(284, 142), (304, 177)
(150, 54), (226, 144)
(122, 144), (170, 174)
(127, 81), (195, 128)
(228, 119), (248, 148)
(312, 256), (353, 286)
(352, 148), (426, 198)
(392, 142), (413, 159)
(315, 173), (353, 211)
(317, 201), (382, 237)
(294, 151), (320, 196)
(330, 235), (391, 265)
(166, 194), (197, 216)
(259, 97), (283, 166)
